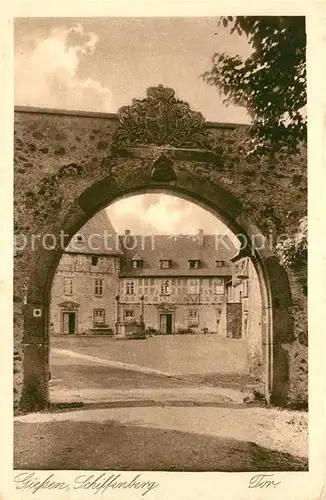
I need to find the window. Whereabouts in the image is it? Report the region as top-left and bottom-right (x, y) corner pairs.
(132, 259), (142, 269)
(188, 259), (200, 269)
(188, 309), (198, 319)
(64, 277), (73, 295)
(213, 279), (224, 295)
(160, 279), (170, 295)
(125, 280), (135, 295)
(227, 285), (234, 302)
(216, 260), (224, 267)
(159, 259), (171, 269)
(188, 308), (199, 326)
(59, 254), (72, 271)
(236, 258), (249, 277)
(188, 279), (199, 294)
(93, 308), (105, 325)
(125, 309), (135, 320)
(91, 255), (99, 266)
(94, 278), (103, 296)
(242, 280), (249, 297)
(76, 254), (84, 267)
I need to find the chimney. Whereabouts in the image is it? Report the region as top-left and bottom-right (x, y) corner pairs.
(197, 229), (204, 246)
(125, 229), (131, 235)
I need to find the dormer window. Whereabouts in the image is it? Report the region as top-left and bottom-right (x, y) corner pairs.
(132, 253), (143, 269)
(75, 234), (84, 244)
(216, 260), (224, 267)
(91, 255), (99, 266)
(132, 260), (142, 269)
(159, 259), (171, 269)
(188, 259), (200, 269)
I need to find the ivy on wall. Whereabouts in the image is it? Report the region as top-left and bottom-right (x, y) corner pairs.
(276, 216), (307, 295)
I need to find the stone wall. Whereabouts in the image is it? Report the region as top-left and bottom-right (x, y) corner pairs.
(286, 269), (308, 406)
(14, 303), (24, 410)
(14, 106), (307, 410)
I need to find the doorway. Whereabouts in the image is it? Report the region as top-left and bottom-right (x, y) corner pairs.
(226, 303), (242, 339)
(62, 312), (76, 335)
(160, 313), (173, 334)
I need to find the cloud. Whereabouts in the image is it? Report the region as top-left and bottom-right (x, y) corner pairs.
(15, 24), (114, 112)
(106, 194), (238, 242)
(65, 23), (98, 55)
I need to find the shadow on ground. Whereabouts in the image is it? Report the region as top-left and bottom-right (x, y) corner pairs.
(14, 419), (308, 472)
(45, 400), (265, 413)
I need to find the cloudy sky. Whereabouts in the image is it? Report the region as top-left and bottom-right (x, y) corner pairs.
(14, 17), (251, 238)
(14, 17), (251, 121)
(106, 194), (239, 244)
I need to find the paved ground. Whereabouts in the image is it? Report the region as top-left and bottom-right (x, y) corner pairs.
(50, 335), (249, 375)
(49, 345), (253, 405)
(14, 336), (308, 472)
(14, 406), (308, 471)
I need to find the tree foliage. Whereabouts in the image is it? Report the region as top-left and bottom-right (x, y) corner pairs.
(276, 216), (307, 294)
(202, 16), (306, 154)
(276, 216), (307, 268)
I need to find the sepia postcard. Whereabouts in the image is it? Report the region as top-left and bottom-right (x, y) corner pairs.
(0, 1), (325, 499)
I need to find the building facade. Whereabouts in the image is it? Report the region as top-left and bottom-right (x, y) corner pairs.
(50, 210), (122, 336)
(117, 230), (235, 336)
(50, 211), (262, 350)
(226, 251), (263, 377)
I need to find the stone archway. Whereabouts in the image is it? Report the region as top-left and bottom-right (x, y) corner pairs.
(19, 171), (293, 411)
(14, 85), (299, 412)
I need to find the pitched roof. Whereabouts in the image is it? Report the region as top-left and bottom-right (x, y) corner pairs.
(63, 211), (238, 275)
(119, 234), (236, 277)
(65, 210), (123, 256)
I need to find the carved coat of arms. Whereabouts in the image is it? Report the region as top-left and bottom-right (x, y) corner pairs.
(113, 85), (212, 149)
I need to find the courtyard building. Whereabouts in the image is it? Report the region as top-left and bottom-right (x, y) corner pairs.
(50, 210), (263, 371)
(50, 210), (122, 337)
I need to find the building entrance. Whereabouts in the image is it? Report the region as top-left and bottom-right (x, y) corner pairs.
(160, 313), (173, 334)
(62, 312), (76, 335)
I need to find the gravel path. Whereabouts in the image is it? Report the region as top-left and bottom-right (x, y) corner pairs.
(14, 405), (308, 471)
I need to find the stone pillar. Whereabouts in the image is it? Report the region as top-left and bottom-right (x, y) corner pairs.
(115, 294), (120, 334)
(20, 303), (49, 411)
(21, 342), (49, 411)
(140, 295), (144, 324)
(140, 295), (145, 335)
(262, 257), (293, 405)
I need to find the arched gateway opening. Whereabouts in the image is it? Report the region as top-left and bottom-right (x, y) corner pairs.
(16, 86), (293, 411)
